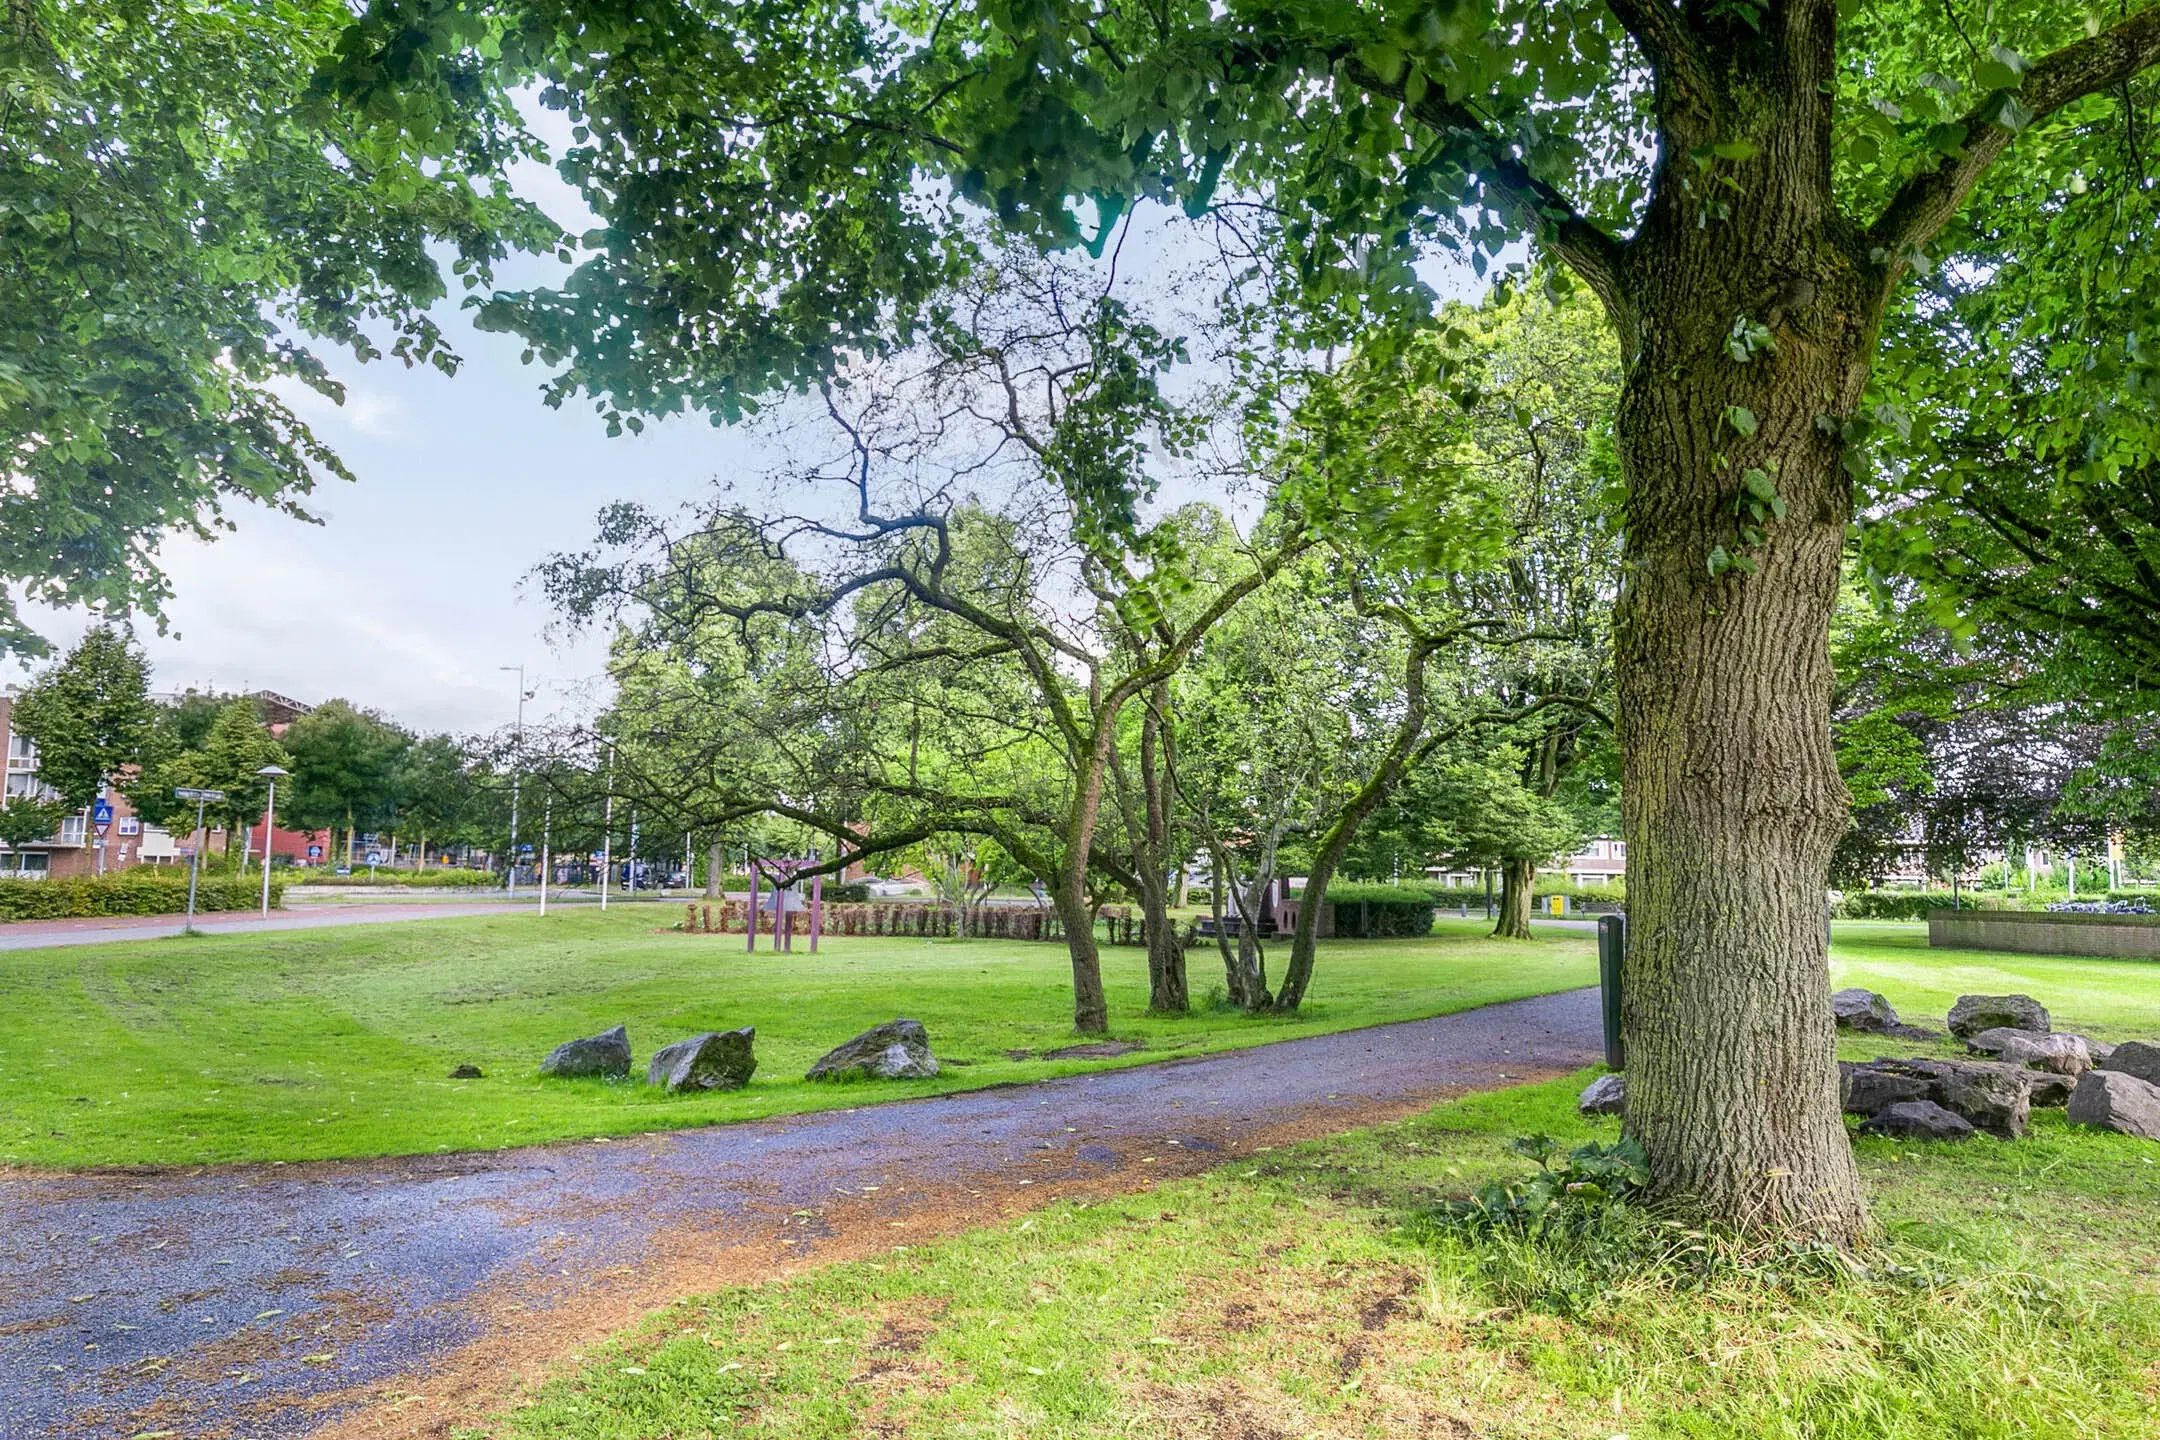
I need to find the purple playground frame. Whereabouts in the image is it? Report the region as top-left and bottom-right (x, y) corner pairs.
(745, 855), (826, 953)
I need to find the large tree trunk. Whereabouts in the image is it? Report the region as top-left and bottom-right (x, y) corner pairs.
(1611, 141), (1877, 1240)
(704, 837), (725, 898)
(1490, 857), (1535, 940)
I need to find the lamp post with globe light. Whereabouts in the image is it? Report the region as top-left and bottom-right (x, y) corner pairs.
(256, 765), (289, 917)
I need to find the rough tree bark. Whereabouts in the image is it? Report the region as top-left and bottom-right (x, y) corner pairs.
(1561, 0), (2160, 1245)
(704, 837), (726, 898)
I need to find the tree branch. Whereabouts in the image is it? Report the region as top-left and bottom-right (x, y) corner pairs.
(1338, 59), (1629, 313)
(1602, 0), (1716, 123)
(1866, 5), (2160, 275)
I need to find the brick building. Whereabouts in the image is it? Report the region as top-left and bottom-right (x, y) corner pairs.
(0, 688), (330, 879)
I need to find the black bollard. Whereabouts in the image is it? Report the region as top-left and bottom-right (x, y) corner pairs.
(1597, 913), (1625, 1070)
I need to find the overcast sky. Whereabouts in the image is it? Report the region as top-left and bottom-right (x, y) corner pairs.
(6, 113), (1491, 739)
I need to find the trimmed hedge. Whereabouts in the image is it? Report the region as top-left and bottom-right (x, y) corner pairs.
(293, 867), (499, 888)
(0, 870), (285, 921)
(1314, 882), (1438, 939)
(1836, 890), (2009, 920)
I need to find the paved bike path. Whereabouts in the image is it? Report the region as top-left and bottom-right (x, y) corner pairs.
(0, 987), (1600, 1438)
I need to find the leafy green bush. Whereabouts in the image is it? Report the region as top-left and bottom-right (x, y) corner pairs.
(1836, 890), (2009, 920)
(1436, 1133), (1650, 1240)
(1533, 877), (1626, 902)
(819, 881), (871, 903)
(292, 866), (498, 887)
(0, 870), (284, 921)
(1317, 882), (1438, 938)
(2107, 889), (2160, 909)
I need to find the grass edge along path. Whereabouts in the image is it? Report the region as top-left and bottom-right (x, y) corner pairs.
(0, 913), (1594, 1170)
(458, 1074), (2160, 1440)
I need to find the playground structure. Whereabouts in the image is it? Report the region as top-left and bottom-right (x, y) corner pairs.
(746, 854), (824, 953)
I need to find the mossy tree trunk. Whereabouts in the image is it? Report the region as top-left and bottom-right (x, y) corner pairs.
(1490, 857), (1536, 941)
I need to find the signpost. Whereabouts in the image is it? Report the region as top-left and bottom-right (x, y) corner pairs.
(92, 797), (114, 877)
(172, 787), (224, 935)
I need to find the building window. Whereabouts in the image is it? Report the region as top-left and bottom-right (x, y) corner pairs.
(58, 814), (86, 845)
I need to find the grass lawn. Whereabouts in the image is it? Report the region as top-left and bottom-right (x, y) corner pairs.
(445, 919), (2160, 1440)
(465, 1075), (2160, 1440)
(0, 912), (1593, 1169)
(1831, 920), (2160, 1044)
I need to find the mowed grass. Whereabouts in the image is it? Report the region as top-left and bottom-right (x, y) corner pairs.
(464, 1076), (2160, 1440)
(1830, 920), (2160, 1066)
(0, 911), (1593, 1169)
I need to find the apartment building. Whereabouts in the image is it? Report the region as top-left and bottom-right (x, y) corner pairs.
(1425, 836), (1629, 889)
(0, 688), (328, 879)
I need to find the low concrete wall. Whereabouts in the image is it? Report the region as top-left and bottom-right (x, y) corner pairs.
(1929, 908), (2160, 958)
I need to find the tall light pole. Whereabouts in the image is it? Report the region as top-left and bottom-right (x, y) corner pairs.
(600, 736), (614, 912)
(539, 788), (553, 917)
(499, 665), (529, 900)
(256, 765), (289, 917)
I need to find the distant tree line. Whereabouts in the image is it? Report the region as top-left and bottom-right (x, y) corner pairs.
(4, 631), (514, 869)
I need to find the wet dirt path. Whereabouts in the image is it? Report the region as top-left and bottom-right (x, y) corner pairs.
(0, 988), (1598, 1439)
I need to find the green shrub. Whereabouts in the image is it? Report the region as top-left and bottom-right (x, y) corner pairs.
(1835, 890), (2010, 920)
(0, 870), (285, 921)
(1317, 882), (1438, 938)
(2106, 889), (2160, 909)
(292, 866), (498, 887)
(1533, 877), (1626, 901)
(819, 881), (871, 903)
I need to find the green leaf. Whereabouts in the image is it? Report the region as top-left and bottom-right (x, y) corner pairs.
(1724, 405), (1759, 436)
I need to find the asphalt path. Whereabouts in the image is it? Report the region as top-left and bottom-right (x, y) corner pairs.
(0, 987), (1600, 1439)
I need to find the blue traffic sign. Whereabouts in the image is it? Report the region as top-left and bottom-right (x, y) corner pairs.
(91, 799), (114, 829)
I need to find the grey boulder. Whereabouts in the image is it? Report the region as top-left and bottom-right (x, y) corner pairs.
(1840, 1057), (2029, 1138)
(1839, 1061), (1931, 1117)
(1967, 1028), (2093, 1076)
(1947, 994), (2050, 1040)
(540, 1024), (632, 1079)
(2066, 1069), (2160, 1141)
(1930, 1061), (2032, 1140)
(647, 1028), (758, 1092)
(1859, 1100), (1976, 1141)
(1578, 1073), (1626, 1116)
(1831, 988), (1900, 1033)
(2098, 1039), (2160, 1087)
(2026, 1072), (2075, 1108)
(806, 1019), (941, 1081)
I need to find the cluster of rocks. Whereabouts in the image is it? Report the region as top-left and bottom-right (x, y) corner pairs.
(1576, 989), (2160, 1145)
(537, 1017), (941, 1092)
(1838, 989), (2160, 1143)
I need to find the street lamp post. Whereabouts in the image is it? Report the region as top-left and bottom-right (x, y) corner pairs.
(539, 789), (553, 917)
(256, 765), (289, 917)
(600, 738), (614, 912)
(500, 665), (529, 900)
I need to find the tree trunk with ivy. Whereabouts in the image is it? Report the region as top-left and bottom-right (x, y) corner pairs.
(1596, 48), (1882, 1243)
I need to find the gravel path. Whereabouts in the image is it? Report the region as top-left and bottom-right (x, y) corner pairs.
(0, 987), (1599, 1439)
